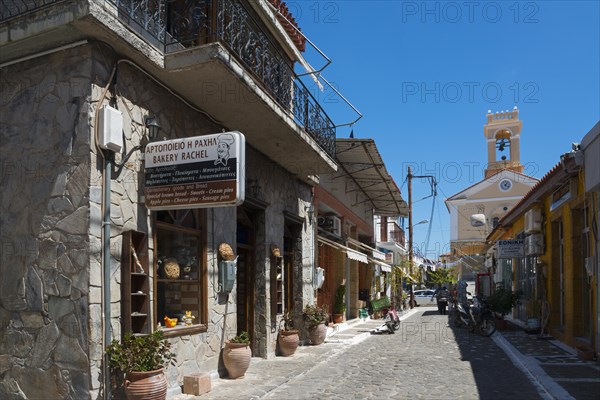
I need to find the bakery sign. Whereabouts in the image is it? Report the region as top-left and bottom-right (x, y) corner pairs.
(144, 131), (245, 210)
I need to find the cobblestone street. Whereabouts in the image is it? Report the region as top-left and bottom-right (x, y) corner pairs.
(261, 309), (543, 400)
(178, 309), (546, 400)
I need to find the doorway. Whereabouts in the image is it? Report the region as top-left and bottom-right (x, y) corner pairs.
(236, 208), (256, 346)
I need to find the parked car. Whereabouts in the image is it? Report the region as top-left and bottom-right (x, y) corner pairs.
(412, 290), (436, 306)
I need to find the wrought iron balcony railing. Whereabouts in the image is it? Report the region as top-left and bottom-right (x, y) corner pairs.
(0, 0), (63, 21)
(1, 0), (336, 158)
(389, 229), (406, 246)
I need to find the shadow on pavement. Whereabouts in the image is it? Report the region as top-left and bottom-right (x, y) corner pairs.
(443, 310), (546, 400)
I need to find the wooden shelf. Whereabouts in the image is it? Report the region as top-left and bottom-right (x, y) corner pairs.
(122, 231), (150, 335)
(158, 279), (200, 283)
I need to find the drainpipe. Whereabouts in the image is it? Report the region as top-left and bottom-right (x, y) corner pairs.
(345, 254), (350, 320)
(103, 153), (112, 399)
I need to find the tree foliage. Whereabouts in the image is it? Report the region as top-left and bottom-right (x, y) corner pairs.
(427, 267), (458, 286)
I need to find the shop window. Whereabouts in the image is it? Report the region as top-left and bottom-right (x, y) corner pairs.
(154, 209), (207, 337)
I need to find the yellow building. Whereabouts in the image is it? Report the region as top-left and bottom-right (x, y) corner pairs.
(487, 148), (597, 355)
(446, 108), (538, 284)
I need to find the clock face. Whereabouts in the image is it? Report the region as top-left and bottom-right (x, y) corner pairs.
(499, 179), (512, 191)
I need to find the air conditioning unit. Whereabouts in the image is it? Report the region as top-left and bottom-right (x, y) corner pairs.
(525, 208), (542, 234)
(525, 233), (544, 256)
(318, 215), (342, 237)
(317, 216), (333, 229)
(330, 216), (342, 237)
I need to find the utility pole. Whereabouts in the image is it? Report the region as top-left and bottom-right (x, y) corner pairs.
(408, 166), (414, 309)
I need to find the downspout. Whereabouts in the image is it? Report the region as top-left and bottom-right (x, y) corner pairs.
(102, 154), (112, 399)
(345, 241), (350, 320)
(94, 62), (118, 400)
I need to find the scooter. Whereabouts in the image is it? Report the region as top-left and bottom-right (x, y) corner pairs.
(455, 297), (496, 337)
(368, 302), (400, 334)
(382, 305), (401, 332)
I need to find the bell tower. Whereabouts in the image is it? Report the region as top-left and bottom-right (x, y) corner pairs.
(484, 107), (524, 178)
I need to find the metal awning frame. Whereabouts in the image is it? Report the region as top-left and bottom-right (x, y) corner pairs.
(335, 139), (409, 217)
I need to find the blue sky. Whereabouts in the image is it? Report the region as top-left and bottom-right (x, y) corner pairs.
(291, 0), (600, 258)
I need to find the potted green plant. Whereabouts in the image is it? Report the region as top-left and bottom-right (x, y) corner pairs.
(223, 331), (251, 379)
(486, 285), (522, 319)
(277, 310), (299, 357)
(303, 304), (328, 345)
(332, 284), (346, 324)
(106, 330), (175, 400)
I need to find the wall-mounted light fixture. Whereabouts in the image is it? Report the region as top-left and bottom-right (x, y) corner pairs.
(248, 178), (262, 198)
(144, 115), (161, 141)
(305, 204), (315, 223)
(115, 114), (162, 168)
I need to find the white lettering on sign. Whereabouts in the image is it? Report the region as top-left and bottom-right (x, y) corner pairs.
(144, 132), (246, 210)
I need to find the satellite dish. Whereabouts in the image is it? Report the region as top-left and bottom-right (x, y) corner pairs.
(470, 214), (486, 227)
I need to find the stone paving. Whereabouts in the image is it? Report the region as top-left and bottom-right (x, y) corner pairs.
(169, 308), (600, 400)
(493, 330), (600, 400)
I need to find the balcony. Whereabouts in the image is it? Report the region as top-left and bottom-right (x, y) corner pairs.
(0, 0), (337, 177)
(389, 228), (405, 245)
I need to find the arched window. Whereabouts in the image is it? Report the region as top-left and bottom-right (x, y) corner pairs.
(492, 217), (500, 228)
(495, 129), (511, 161)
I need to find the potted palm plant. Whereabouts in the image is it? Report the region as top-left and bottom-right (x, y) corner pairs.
(277, 310), (300, 356)
(332, 284), (346, 324)
(223, 331), (251, 379)
(303, 304), (328, 345)
(106, 330), (175, 400)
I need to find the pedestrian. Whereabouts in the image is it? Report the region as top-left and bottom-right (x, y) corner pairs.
(431, 286), (449, 315)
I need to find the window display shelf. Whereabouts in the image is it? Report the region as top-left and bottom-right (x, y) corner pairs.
(122, 230), (150, 335)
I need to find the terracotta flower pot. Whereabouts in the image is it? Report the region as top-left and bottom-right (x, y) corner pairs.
(332, 314), (343, 324)
(308, 322), (327, 345)
(124, 368), (167, 400)
(223, 342), (252, 379)
(278, 329), (299, 356)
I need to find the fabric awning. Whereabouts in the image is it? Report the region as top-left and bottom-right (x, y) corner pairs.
(346, 237), (387, 261)
(368, 258), (392, 272)
(317, 235), (368, 264)
(347, 249), (368, 264)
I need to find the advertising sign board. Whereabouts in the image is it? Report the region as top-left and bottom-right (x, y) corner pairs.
(496, 239), (524, 259)
(144, 132), (245, 210)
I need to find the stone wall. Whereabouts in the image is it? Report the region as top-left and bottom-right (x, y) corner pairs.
(0, 44), (94, 399)
(90, 43), (314, 387)
(243, 146), (313, 358)
(0, 40), (317, 398)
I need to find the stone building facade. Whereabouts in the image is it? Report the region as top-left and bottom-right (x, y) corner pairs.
(1, 1), (338, 398)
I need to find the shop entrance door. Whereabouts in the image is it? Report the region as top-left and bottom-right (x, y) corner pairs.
(236, 209), (256, 345)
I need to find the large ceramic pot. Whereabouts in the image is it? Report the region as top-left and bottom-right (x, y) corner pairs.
(277, 330), (300, 356)
(308, 322), (327, 345)
(124, 368), (167, 400)
(223, 342), (252, 379)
